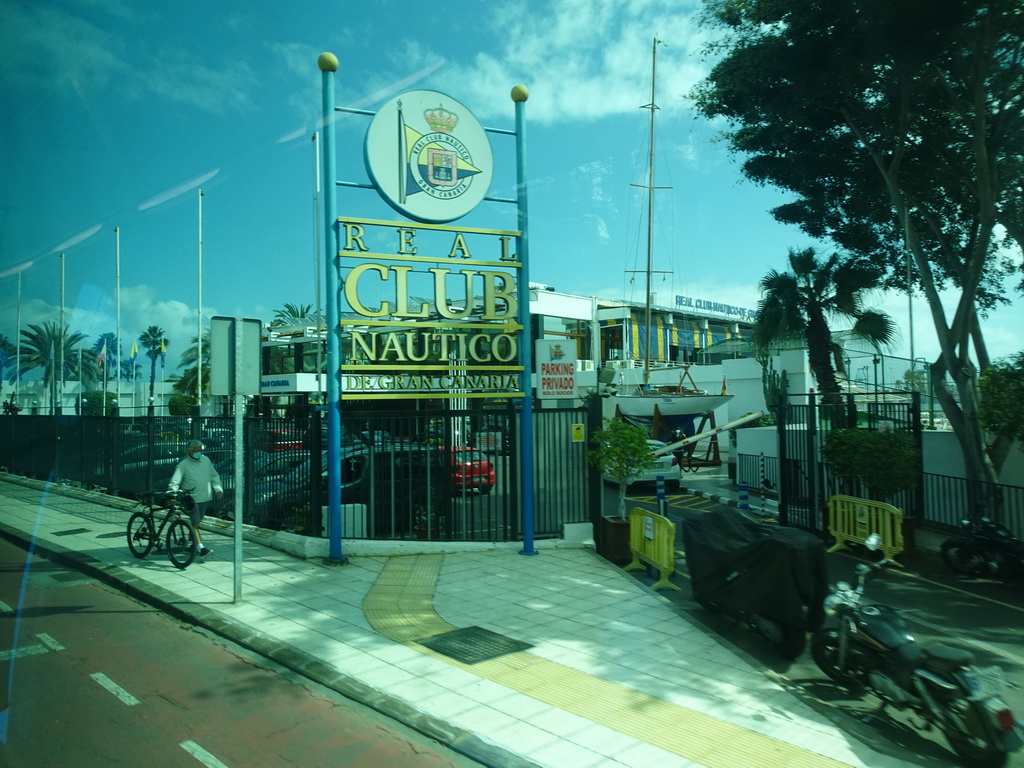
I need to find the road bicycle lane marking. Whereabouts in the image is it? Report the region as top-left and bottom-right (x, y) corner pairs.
(36, 633), (65, 651)
(89, 672), (141, 706)
(0, 633), (67, 661)
(180, 739), (231, 768)
(0, 645), (49, 662)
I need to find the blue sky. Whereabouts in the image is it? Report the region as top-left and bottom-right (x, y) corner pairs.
(2, 0), (1021, 376)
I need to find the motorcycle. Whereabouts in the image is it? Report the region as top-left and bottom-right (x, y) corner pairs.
(682, 508), (829, 659)
(941, 517), (1024, 583)
(812, 534), (1024, 768)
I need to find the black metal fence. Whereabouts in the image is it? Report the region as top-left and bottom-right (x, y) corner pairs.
(0, 402), (595, 543)
(738, 450), (1024, 539)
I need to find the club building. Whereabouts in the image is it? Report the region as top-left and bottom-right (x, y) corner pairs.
(258, 284), (758, 407)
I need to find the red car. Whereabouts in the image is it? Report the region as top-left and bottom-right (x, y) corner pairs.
(255, 428), (305, 452)
(442, 446), (496, 494)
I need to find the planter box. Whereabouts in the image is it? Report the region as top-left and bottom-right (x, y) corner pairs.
(596, 515), (631, 565)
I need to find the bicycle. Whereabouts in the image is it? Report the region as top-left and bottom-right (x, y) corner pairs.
(126, 489), (198, 569)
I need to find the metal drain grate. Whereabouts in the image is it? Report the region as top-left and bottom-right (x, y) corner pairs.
(419, 626), (532, 664)
(53, 528), (90, 536)
(50, 572), (87, 582)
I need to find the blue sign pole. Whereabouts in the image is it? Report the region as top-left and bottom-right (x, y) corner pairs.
(319, 53), (346, 564)
(513, 85), (537, 557)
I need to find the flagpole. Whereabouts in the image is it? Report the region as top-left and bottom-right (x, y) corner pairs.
(59, 252), (65, 414)
(78, 346), (82, 414)
(115, 226), (121, 415)
(197, 188), (203, 409)
(160, 338), (166, 413)
(15, 271), (22, 406)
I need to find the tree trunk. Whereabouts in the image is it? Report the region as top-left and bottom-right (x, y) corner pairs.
(805, 308), (843, 406)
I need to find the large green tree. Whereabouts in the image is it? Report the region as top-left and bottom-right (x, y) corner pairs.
(979, 352), (1024, 472)
(138, 325), (169, 400)
(753, 248), (896, 406)
(694, 0), (1024, 483)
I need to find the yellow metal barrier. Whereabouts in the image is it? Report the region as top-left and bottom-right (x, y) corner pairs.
(827, 495), (904, 565)
(623, 507), (681, 590)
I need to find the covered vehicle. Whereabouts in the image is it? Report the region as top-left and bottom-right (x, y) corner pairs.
(682, 508), (829, 658)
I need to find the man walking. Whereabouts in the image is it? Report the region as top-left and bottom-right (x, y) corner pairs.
(168, 439), (223, 557)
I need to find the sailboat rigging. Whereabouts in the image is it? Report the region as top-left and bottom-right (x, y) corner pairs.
(613, 38), (733, 438)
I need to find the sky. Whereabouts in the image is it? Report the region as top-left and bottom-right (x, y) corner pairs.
(2, 0), (1022, 381)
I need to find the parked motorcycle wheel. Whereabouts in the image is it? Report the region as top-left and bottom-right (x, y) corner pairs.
(810, 629), (863, 686)
(943, 699), (1008, 768)
(750, 615), (806, 659)
(940, 538), (985, 575)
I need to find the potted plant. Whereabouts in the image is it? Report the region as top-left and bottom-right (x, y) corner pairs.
(586, 418), (656, 563)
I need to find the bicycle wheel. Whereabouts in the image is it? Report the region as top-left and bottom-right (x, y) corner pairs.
(165, 519), (197, 569)
(126, 512), (156, 558)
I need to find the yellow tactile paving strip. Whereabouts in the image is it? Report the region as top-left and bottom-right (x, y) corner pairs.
(364, 554), (852, 768)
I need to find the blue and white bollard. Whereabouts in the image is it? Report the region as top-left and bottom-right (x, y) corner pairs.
(739, 482), (749, 512)
(656, 475), (666, 517)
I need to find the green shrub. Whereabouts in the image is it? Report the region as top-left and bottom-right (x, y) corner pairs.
(81, 390), (117, 416)
(822, 428), (921, 500)
(168, 395), (196, 416)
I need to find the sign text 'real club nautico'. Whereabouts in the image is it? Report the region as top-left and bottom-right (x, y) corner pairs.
(346, 90), (521, 400)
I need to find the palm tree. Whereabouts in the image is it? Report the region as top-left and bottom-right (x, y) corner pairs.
(752, 248), (896, 406)
(18, 322), (93, 411)
(175, 332), (211, 399)
(0, 333), (16, 397)
(270, 302), (315, 328)
(139, 325), (169, 400)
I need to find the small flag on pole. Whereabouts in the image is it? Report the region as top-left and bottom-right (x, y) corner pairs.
(97, 340), (107, 370)
(129, 340), (138, 362)
(160, 339), (166, 368)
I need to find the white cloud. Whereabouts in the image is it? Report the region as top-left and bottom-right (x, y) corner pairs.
(435, 0), (709, 124)
(0, 283), (209, 373)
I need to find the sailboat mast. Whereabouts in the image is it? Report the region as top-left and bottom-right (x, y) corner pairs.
(643, 37), (659, 386)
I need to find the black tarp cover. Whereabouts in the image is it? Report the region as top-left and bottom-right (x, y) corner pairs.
(683, 509), (828, 630)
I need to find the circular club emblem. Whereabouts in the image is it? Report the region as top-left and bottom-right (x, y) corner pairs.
(365, 90), (493, 223)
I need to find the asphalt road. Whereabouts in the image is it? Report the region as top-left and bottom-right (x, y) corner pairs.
(623, 489), (1024, 768)
(0, 537), (483, 768)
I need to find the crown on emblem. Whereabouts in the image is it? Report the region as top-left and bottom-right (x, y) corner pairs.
(424, 104), (458, 133)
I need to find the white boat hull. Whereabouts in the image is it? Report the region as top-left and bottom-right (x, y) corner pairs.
(614, 393), (733, 420)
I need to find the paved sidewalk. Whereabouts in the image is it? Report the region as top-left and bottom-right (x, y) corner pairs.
(0, 472), (926, 768)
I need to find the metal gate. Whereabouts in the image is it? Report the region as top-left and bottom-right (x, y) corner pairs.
(776, 392), (923, 533)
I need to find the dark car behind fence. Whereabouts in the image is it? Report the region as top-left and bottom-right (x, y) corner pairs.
(0, 403), (595, 543)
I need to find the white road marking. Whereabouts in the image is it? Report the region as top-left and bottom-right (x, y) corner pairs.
(180, 740), (231, 767)
(36, 633), (65, 651)
(90, 672), (141, 706)
(0, 645), (48, 662)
